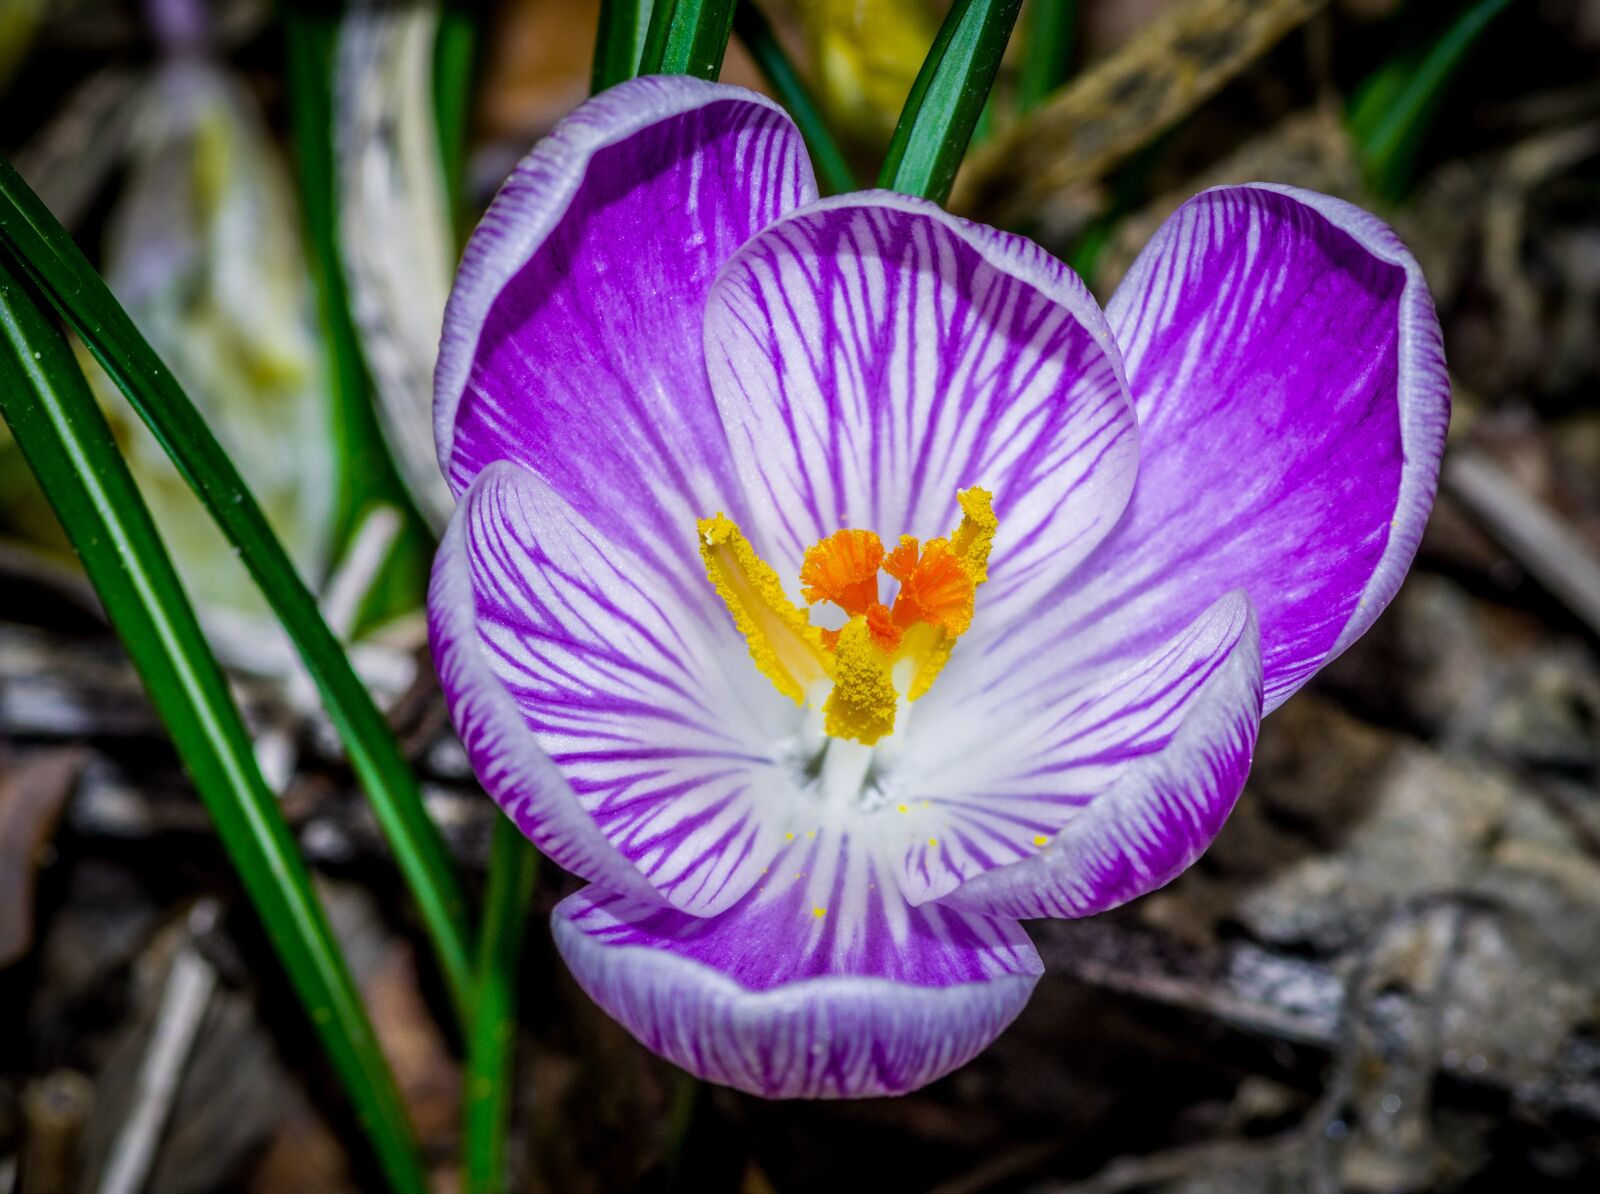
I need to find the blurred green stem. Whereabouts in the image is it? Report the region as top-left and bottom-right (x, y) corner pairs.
(1017, 0), (1077, 114)
(461, 819), (540, 1194)
(282, 4), (433, 627)
(0, 257), (430, 1194)
(732, 3), (856, 194)
(662, 1072), (701, 1192)
(434, 0), (478, 229)
(594, 0), (656, 91)
(1348, 0), (1516, 200)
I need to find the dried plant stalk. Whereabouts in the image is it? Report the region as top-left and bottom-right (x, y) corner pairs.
(953, 0), (1329, 220)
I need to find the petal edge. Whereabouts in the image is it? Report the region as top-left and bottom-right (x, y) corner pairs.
(939, 593), (1263, 920)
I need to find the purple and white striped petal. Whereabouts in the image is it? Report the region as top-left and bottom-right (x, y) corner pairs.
(553, 835), (1041, 1098)
(436, 461), (808, 916)
(431, 478), (658, 905)
(436, 76), (817, 604)
(1023, 185), (1447, 711)
(886, 591), (1260, 905)
(703, 191), (1136, 625)
(939, 595), (1263, 919)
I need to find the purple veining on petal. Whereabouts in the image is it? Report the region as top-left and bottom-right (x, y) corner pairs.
(703, 191), (1136, 626)
(552, 834), (1041, 1097)
(429, 470), (663, 906)
(986, 185), (1445, 712)
(894, 591), (1262, 905)
(940, 593), (1263, 919)
(451, 461), (804, 916)
(430, 110), (1442, 1102)
(436, 77), (817, 606)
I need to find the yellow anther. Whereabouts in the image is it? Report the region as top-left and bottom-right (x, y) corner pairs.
(812, 906), (827, 919)
(822, 616), (900, 744)
(697, 487), (996, 744)
(890, 487), (996, 699)
(699, 514), (832, 704)
(1033, 834), (1049, 847)
(949, 487), (997, 580)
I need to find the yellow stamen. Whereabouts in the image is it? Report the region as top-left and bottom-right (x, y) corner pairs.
(823, 615), (900, 744)
(892, 487), (996, 698)
(949, 486), (998, 580)
(697, 487), (996, 743)
(698, 514), (831, 704)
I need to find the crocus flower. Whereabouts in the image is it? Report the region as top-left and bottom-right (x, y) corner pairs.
(429, 77), (1446, 1098)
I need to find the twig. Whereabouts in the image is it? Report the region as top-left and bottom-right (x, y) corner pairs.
(20, 1071), (94, 1194)
(926, 1140), (1067, 1194)
(1443, 449), (1600, 637)
(95, 902), (221, 1194)
(1029, 916), (1600, 1120)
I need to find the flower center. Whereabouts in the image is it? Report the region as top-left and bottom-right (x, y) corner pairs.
(698, 488), (996, 745)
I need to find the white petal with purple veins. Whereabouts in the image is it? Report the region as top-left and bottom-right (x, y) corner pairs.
(437, 462), (809, 916)
(940, 595), (1263, 919)
(553, 833), (1041, 1098)
(888, 591), (1262, 907)
(703, 191), (1136, 626)
(1015, 184), (1446, 711)
(436, 76), (817, 602)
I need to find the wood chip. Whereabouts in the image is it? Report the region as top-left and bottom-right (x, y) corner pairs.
(0, 748), (89, 969)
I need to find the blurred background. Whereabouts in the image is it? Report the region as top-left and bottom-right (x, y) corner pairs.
(1, 0), (1599, 1190)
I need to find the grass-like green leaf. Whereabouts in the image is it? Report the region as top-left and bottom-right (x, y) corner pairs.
(434, 0), (479, 229)
(594, 0), (657, 91)
(732, 3), (857, 195)
(878, 0), (1025, 204)
(638, 0), (736, 80)
(0, 258), (430, 1194)
(0, 152), (477, 1034)
(461, 818), (540, 1194)
(1348, 0), (1516, 200)
(1016, 0), (1078, 114)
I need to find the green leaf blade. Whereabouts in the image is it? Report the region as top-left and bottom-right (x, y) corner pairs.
(594, 0), (657, 91)
(0, 260), (430, 1194)
(0, 152), (477, 1034)
(878, 0), (1026, 204)
(1348, 0), (1516, 200)
(637, 0), (736, 81)
(1016, 0), (1077, 114)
